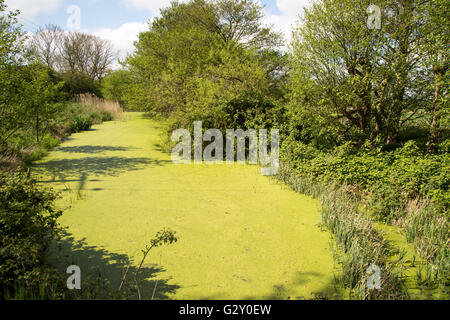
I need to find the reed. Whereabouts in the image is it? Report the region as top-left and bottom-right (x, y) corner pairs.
(402, 201), (449, 292)
(76, 93), (124, 121)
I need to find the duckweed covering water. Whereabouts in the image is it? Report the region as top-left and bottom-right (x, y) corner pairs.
(34, 113), (341, 300)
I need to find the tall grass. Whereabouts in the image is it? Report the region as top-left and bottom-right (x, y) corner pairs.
(76, 93), (124, 121)
(402, 201), (449, 293)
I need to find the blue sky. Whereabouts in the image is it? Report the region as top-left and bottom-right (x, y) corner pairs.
(5, 0), (310, 60)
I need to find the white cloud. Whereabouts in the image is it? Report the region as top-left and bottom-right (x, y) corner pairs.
(5, 0), (63, 19)
(93, 21), (149, 68)
(263, 0), (311, 45)
(120, 0), (187, 16)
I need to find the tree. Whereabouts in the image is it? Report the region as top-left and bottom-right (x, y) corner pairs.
(418, 0), (450, 153)
(31, 27), (116, 97)
(125, 0), (286, 131)
(0, 2), (65, 148)
(288, 0), (436, 147)
(31, 27), (117, 81)
(0, 0), (28, 147)
(215, 0), (283, 49)
(30, 24), (64, 70)
(101, 69), (134, 109)
(21, 64), (65, 143)
(59, 32), (116, 80)
(126, 0), (222, 114)
(290, 0), (380, 145)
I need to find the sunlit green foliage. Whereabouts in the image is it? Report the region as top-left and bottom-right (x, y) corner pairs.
(123, 0), (287, 134)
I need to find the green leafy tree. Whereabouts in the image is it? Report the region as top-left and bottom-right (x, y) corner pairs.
(21, 64), (66, 143)
(0, 2), (66, 150)
(101, 69), (135, 109)
(0, 0), (27, 147)
(288, 0), (443, 147)
(418, 0), (450, 153)
(125, 0), (286, 132)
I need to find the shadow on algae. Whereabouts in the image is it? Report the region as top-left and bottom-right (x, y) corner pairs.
(49, 229), (180, 300)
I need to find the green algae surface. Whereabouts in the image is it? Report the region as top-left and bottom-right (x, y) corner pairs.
(34, 113), (341, 300)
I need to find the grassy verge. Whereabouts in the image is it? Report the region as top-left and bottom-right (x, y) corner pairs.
(0, 94), (123, 172)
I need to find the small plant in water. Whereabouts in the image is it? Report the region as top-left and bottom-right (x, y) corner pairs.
(134, 229), (178, 300)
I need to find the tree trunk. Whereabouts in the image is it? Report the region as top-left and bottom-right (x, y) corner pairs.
(35, 112), (40, 143)
(427, 72), (444, 154)
(374, 79), (388, 140)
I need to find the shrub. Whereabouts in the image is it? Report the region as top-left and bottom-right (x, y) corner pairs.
(61, 72), (103, 99)
(22, 147), (48, 166)
(99, 110), (112, 122)
(0, 171), (62, 298)
(71, 115), (92, 132)
(280, 139), (449, 222)
(41, 134), (60, 150)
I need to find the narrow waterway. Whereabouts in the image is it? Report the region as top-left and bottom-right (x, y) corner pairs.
(34, 113), (342, 300)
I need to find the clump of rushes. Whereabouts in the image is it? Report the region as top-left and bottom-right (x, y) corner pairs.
(403, 202), (449, 294)
(277, 164), (408, 299)
(320, 190), (408, 299)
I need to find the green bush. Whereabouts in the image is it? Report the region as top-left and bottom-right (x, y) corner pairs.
(87, 111), (112, 124)
(88, 111), (102, 125)
(22, 135), (60, 165)
(281, 139), (449, 222)
(22, 147), (48, 166)
(41, 134), (60, 150)
(61, 71), (103, 99)
(0, 171), (62, 298)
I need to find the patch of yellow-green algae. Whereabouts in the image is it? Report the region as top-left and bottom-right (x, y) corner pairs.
(34, 113), (342, 300)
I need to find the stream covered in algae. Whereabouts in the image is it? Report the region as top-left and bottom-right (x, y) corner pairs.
(34, 113), (342, 300)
